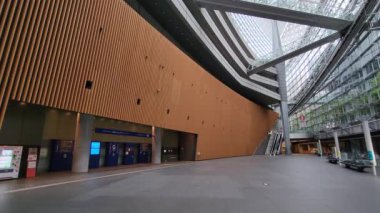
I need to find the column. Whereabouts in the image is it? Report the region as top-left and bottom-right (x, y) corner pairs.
(333, 131), (341, 160)
(280, 100), (291, 155)
(72, 113), (94, 173)
(152, 127), (162, 164)
(362, 120), (377, 175)
(272, 20), (291, 155)
(318, 140), (323, 157)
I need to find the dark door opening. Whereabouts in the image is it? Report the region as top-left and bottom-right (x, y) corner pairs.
(161, 130), (197, 162)
(178, 132), (197, 161)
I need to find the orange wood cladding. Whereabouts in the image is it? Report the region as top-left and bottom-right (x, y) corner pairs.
(0, 0), (278, 160)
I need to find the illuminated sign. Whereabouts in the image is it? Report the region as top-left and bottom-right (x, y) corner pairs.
(0, 149), (13, 169)
(90, 141), (101, 155)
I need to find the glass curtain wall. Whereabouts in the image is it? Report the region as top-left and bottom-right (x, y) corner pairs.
(290, 30), (380, 133)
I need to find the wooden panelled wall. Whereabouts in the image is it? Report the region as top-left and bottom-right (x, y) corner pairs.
(0, 0), (278, 160)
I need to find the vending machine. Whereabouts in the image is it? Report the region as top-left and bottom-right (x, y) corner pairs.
(0, 146), (23, 180)
(49, 140), (74, 172)
(89, 141), (101, 169)
(105, 142), (119, 167)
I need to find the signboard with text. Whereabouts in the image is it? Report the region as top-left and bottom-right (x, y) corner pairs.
(95, 128), (152, 138)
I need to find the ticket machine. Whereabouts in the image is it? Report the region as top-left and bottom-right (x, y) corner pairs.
(49, 140), (74, 172)
(89, 141), (101, 169)
(138, 143), (151, 163)
(123, 143), (136, 165)
(105, 142), (119, 167)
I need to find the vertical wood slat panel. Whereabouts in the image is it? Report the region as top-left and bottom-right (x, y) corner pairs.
(95, 1), (117, 118)
(23, 0), (51, 102)
(43, 0), (71, 106)
(61, 0), (87, 109)
(117, 3), (133, 120)
(36, 0), (64, 104)
(45, 0), (72, 107)
(2, 1), (30, 84)
(107, 2), (123, 118)
(110, 4), (125, 119)
(11, 1), (38, 101)
(27, 1), (56, 103)
(32, 0), (59, 104)
(0, 2), (23, 124)
(92, 0), (111, 116)
(0, 1), (14, 76)
(0, 1), (20, 94)
(0, 0), (278, 160)
(53, 0), (80, 108)
(0, 1), (9, 26)
(70, 0), (95, 111)
(12, 0), (42, 101)
(17, 1), (45, 101)
(95, 1), (115, 118)
(82, 0), (107, 113)
(0, 0), (24, 91)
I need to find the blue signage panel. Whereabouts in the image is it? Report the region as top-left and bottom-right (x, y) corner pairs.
(89, 141), (101, 169)
(368, 151), (374, 160)
(95, 128), (152, 138)
(90, 141), (101, 155)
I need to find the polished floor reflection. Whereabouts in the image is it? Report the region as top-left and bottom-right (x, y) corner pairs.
(1, 155), (380, 213)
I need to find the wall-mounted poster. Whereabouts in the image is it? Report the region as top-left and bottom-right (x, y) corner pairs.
(0, 146), (23, 180)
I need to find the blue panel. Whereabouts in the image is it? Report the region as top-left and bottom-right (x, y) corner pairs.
(91, 142), (101, 149)
(90, 142), (101, 155)
(90, 149), (100, 155)
(89, 142), (101, 169)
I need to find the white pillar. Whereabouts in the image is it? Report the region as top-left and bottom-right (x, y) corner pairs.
(362, 121), (377, 175)
(318, 140), (323, 157)
(72, 113), (94, 173)
(152, 127), (162, 164)
(333, 131), (341, 160)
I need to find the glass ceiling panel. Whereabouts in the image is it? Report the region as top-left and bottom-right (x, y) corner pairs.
(221, 0), (367, 106)
(281, 24), (334, 54)
(229, 13), (273, 59)
(286, 40), (339, 101)
(282, 0), (366, 101)
(242, 0), (364, 21)
(229, 0), (364, 63)
(230, 12), (335, 62)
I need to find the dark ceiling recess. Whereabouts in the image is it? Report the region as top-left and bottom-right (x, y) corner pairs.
(125, 0), (277, 106)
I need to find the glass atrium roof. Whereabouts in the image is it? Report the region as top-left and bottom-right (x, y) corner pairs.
(229, 0), (366, 101)
(242, 0), (363, 20)
(166, 0), (369, 106)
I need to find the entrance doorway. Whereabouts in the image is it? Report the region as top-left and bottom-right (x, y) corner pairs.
(161, 130), (197, 162)
(179, 132), (197, 161)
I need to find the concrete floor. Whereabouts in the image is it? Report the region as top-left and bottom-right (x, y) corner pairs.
(1, 155), (380, 213)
